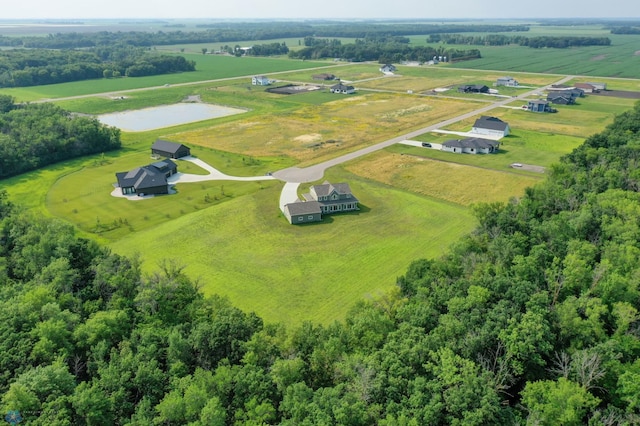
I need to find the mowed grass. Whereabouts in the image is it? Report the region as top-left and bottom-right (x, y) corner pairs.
(346, 151), (541, 206)
(169, 93), (479, 166)
(109, 172), (475, 326)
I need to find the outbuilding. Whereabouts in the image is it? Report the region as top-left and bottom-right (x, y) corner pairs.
(151, 140), (191, 159)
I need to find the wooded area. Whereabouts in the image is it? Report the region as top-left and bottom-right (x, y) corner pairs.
(428, 34), (612, 48)
(1, 101), (639, 424)
(0, 96), (121, 178)
(0, 48), (196, 88)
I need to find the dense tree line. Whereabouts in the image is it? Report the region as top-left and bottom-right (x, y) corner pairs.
(246, 42), (289, 56)
(1, 99), (639, 423)
(290, 38), (480, 63)
(0, 48), (195, 88)
(0, 96), (121, 178)
(610, 26), (640, 34)
(0, 23), (529, 49)
(429, 33), (612, 48)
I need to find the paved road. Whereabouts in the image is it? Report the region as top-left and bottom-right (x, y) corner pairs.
(273, 75), (573, 183)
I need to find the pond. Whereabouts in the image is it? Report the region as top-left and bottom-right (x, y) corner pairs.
(97, 102), (246, 132)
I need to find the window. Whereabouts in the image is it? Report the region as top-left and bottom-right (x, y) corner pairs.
(308, 215), (314, 220)
(298, 217), (303, 221)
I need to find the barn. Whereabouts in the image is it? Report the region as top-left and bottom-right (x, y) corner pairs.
(151, 140), (191, 159)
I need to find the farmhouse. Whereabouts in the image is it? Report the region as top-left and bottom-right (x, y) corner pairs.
(379, 64), (397, 73)
(330, 83), (356, 94)
(312, 73), (336, 80)
(115, 159), (177, 196)
(496, 76), (518, 87)
(284, 181), (359, 224)
(441, 137), (500, 154)
(527, 99), (556, 113)
(151, 140), (191, 159)
(471, 116), (510, 138)
(458, 84), (489, 94)
(251, 75), (270, 86)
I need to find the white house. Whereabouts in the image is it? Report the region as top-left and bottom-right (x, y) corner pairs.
(471, 116), (510, 138)
(252, 75), (270, 86)
(379, 64), (397, 73)
(496, 76), (519, 87)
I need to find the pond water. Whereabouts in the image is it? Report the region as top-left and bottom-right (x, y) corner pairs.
(97, 103), (246, 132)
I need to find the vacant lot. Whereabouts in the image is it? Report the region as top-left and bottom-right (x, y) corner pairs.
(170, 93), (479, 166)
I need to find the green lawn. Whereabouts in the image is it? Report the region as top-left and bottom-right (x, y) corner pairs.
(109, 170), (475, 326)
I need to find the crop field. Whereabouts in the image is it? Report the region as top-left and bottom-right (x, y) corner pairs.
(445, 36), (640, 79)
(168, 93), (479, 166)
(109, 170), (475, 325)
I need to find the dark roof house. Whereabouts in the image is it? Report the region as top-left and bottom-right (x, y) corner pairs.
(471, 116), (510, 137)
(115, 159), (177, 196)
(312, 73), (336, 80)
(330, 83), (356, 94)
(441, 137), (500, 154)
(527, 99), (556, 113)
(458, 84), (489, 93)
(151, 140), (191, 159)
(547, 93), (576, 105)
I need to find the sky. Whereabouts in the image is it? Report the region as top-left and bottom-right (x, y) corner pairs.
(2, 0), (640, 20)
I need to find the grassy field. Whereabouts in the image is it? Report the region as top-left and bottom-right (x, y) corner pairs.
(109, 169), (475, 325)
(169, 93), (479, 166)
(0, 54), (334, 102)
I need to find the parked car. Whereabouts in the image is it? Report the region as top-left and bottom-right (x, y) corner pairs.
(422, 142), (432, 148)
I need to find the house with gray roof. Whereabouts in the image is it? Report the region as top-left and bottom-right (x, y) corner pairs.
(115, 159), (177, 196)
(330, 83), (356, 94)
(441, 137), (500, 154)
(458, 84), (489, 94)
(283, 181), (359, 224)
(252, 75), (270, 86)
(496, 76), (518, 87)
(527, 99), (556, 113)
(472, 116), (510, 138)
(151, 140), (191, 159)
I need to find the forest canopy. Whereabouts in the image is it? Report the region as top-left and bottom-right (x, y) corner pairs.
(0, 96), (121, 178)
(1, 95), (640, 423)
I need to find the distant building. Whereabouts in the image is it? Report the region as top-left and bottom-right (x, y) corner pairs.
(458, 84), (489, 93)
(586, 81), (607, 91)
(527, 99), (556, 113)
(573, 82), (597, 93)
(330, 83), (356, 94)
(496, 76), (519, 87)
(252, 75), (270, 86)
(379, 64), (397, 73)
(441, 137), (500, 154)
(547, 93), (576, 105)
(471, 116), (510, 138)
(312, 73), (336, 80)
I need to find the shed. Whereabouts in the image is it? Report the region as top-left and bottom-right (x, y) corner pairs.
(151, 140), (191, 159)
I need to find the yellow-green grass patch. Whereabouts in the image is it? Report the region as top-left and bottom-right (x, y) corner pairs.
(109, 172), (475, 326)
(346, 151), (540, 206)
(168, 93), (478, 166)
